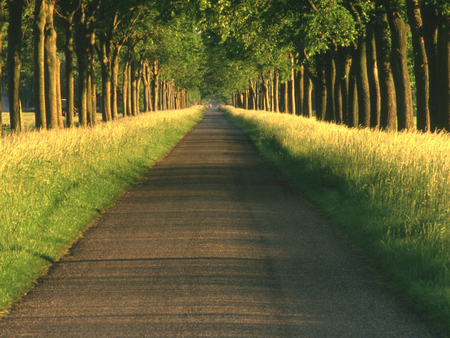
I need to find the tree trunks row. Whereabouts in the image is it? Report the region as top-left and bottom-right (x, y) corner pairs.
(1, 1), (191, 134)
(233, 1), (450, 133)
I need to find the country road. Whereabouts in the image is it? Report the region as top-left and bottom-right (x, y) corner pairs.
(0, 110), (441, 337)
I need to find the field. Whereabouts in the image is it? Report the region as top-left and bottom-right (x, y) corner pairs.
(0, 107), (204, 315)
(223, 106), (450, 337)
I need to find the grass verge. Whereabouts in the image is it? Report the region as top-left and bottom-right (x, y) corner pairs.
(0, 107), (204, 315)
(223, 106), (450, 337)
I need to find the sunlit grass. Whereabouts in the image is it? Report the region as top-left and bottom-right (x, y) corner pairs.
(0, 107), (203, 315)
(224, 106), (450, 336)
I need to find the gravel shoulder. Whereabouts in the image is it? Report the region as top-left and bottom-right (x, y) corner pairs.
(0, 110), (442, 337)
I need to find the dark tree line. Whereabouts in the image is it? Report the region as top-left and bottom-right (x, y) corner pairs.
(207, 0), (450, 133)
(0, 0), (203, 135)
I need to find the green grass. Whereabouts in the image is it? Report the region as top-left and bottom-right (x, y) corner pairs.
(223, 106), (450, 337)
(0, 107), (204, 315)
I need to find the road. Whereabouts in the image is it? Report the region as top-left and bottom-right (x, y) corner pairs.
(0, 110), (441, 337)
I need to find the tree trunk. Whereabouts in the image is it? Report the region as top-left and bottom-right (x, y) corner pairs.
(142, 61), (150, 112)
(99, 35), (112, 121)
(325, 49), (336, 122)
(356, 37), (371, 127)
(296, 63), (304, 116)
(122, 61), (129, 117)
(316, 54), (327, 121)
(375, 6), (397, 131)
(336, 47), (351, 124)
(111, 42), (124, 119)
(274, 71), (279, 112)
(63, 9), (75, 127)
(406, 0), (430, 131)
(387, 0), (415, 131)
(366, 21), (381, 128)
(421, 2), (439, 130)
(56, 58), (64, 128)
(152, 59), (159, 111)
(44, 0), (58, 129)
(90, 59), (97, 126)
(0, 0), (4, 136)
(7, 0), (24, 133)
(347, 61), (359, 127)
(34, 0), (47, 129)
(290, 53), (296, 115)
(127, 60), (133, 115)
(75, 5), (88, 127)
(303, 71), (313, 118)
(436, 15), (450, 130)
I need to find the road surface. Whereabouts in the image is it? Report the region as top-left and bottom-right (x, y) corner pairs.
(0, 110), (441, 337)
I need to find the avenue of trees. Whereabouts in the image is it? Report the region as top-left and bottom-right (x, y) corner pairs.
(1, 0), (449, 135)
(0, 0), (205, 135)
(200, 0), (450, 133)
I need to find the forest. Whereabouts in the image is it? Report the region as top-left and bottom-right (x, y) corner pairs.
(0, 0), (449, 135)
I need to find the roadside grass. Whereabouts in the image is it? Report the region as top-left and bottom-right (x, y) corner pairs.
(0, 107), (204, 315)
(223, 106), (450, 337)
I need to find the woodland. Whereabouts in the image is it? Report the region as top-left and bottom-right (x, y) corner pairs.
(0, 0), (449, 134)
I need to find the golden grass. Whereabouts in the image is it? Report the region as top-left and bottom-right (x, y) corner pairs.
(224, 106), (450, 336)
(0, 107), (204, 314)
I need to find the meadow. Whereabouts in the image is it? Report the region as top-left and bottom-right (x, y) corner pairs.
(223, 106), (450, 336)
(0, 107), (203, 315)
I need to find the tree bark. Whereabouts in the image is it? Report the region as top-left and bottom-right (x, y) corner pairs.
(44, 0), (58, 129)
(34, 0), (47, 129)
(355, 36), (371, 128)
(289, 53), (296, 115)
(436, 15), (450, 130)
(0, 0), (4, 136)
(303, 70), (313, 118)
(375, 6), (397, 131)
(274, 71), (279, 112)
(325, 49), (336, 122)
(75, 4), (88, 127)
(406, 0), (430, 131)
(7, 0), (24, 133)
(421, 2), (439, 130)
(122, 60), (129, 116)
(366, 21), (381, 128)
(296, 63), (304, 116)
(62, 8), (75, 127)
(152, 59), (159, 112)
(387, 0), (415, 131)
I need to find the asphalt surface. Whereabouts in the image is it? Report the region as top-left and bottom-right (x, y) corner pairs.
(0, 110), (442, 337)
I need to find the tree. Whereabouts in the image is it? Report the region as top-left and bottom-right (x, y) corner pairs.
(7, 0), (24, 133)
(0, 0), (5, 136)
(386, 0), (414, 131)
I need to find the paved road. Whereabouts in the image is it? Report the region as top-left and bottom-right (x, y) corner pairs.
(0, 110), (442, 337)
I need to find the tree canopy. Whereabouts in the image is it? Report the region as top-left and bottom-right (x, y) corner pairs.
(0, 0), (449, 134)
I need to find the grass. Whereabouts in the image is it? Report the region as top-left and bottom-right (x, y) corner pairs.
(223, 106), (450, 337)
(0, 107), (204, 315)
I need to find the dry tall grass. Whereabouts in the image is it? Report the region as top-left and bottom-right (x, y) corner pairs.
(224, 106), (450, 335)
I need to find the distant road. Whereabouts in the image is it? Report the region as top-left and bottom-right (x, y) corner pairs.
(0, 110), (441, 337)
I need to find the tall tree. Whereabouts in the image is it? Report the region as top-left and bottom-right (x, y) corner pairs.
(7, 0), (24, 133)
(0, 0), (5, 136)
(386, 0), (414, 131)
(375, 4), (397, 131)
(406, 0), (430, 131)
(34, 0), (47, 129)
(45, 0), (59, 129)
